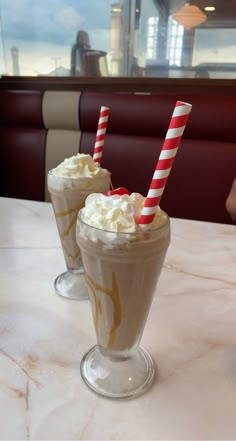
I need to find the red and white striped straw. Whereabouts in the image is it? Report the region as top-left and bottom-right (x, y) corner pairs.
(139, 101), (192, 231)
(93, 106), (110, 164)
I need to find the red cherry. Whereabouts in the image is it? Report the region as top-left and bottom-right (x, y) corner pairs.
(106, 187), (130, 196)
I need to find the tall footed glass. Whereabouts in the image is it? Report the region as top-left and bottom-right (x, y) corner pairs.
(76, 211), (170, 399)
(48, 172), (110, 300)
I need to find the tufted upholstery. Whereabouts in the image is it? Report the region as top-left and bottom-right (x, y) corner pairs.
(0, 89), (235, 224)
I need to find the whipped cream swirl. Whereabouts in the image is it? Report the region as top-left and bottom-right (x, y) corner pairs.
(51, 153), (108, 178)
(80, 193), (167, 234)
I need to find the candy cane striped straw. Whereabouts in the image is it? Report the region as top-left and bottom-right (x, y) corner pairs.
(93, 106), (110, 164)
(139, 101), (192, 231)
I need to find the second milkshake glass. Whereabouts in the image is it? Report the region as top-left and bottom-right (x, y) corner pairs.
(48, 172), (110, 300)
(76, 210), (170, 398)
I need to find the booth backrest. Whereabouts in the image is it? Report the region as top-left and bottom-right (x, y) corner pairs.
(0, 89), (235, 224)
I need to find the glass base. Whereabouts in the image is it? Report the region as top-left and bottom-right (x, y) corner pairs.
(80, 344), (155, 400)
(54, 270), (88, 300)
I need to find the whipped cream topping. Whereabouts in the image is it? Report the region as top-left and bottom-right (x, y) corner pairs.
(48, 154), (110, 193)
(51, 153), (109, 178)
(80, 193), (167, 234)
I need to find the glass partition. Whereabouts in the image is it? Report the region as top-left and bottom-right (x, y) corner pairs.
(0, 0), (236, 79)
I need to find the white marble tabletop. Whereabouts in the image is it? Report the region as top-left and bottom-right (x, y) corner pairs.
(0, 196), (236, 440)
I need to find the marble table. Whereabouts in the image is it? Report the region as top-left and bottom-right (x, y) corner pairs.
(0, 197), (236, 440)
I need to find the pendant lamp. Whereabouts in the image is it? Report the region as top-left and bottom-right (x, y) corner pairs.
(172, 2), (207, 29)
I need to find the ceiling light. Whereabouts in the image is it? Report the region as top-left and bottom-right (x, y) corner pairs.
(172, 2), (207, 29)
(112, 7), (121, 13)
(204, 6), (216, 11)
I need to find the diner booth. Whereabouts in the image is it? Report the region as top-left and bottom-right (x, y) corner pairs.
(0, 81), (236, 224)
(0, 0), (236, 438)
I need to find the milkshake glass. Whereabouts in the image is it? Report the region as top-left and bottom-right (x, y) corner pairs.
(76, 193), (170, 398)
(48, 154), (110, 300)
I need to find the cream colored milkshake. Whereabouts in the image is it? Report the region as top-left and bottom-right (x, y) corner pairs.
(48, 154), (110, 300)
(76, 193), (170, 360)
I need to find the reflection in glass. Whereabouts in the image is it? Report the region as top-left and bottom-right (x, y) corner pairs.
(0, 0), (236, 79)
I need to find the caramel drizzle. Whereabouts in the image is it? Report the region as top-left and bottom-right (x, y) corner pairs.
(55, 203), (83, 240)
(60, 212), (78, 240)
(85, 272), (122, 349)
(55, 205), (81, 217)
(62, 243), (81, 262)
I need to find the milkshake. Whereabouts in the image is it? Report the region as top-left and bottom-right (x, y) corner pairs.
(76, 192), (170, 398)
(48, 154), (110, 300)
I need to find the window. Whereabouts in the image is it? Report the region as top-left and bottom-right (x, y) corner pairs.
(167, 17), (184, 67)
(0, 0), (236, 79)
(146, 16), (159, 60)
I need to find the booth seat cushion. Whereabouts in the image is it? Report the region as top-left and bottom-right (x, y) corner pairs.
(0, 90), (46, 201)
